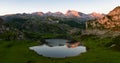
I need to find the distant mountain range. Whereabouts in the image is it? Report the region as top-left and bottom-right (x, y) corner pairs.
(33, 10), (104, 21)
(0, 6), (120, 40)
(0, 10), (105, 33)
(1, 10), (104, 22)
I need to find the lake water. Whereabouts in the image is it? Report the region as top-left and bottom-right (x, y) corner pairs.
(29, 39), (87, 58)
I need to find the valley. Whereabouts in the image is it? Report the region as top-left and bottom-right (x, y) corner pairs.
(0, 6), (120, 63)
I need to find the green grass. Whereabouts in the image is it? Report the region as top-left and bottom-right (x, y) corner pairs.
(0, 36), (120, 63)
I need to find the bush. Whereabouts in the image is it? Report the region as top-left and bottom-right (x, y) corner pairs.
(24, 32), (41, 40)
(113, 35), (120, 46)
(80, 34), (98, 41)
(106, 35), (120, 50)
(0, 31), (18, 40)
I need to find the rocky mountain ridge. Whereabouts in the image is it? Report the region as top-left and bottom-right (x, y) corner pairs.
(87, 6), (120, 31)
(0, 18), (24, 40)
(2, 10), (104, 22)
(98, 6), (120, 29)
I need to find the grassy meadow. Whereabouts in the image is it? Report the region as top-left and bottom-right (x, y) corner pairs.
(0, 35), (120, 63)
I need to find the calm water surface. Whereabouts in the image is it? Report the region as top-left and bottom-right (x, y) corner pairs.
(29, 39), (86, 58)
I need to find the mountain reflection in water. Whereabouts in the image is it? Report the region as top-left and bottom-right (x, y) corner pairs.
(66, 42), (81, 48)
(29, 39), (86, 58)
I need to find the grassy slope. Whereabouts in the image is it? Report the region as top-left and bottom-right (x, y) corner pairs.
(0, 37), (120, 63)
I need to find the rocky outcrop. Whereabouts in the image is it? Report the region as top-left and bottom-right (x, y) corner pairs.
(108, 6), (120, 16)
(87, 6), (120, 31)
(98, 6), (120, 30)
(0, 18), (24, 40)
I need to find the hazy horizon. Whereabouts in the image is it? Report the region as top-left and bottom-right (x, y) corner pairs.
(0, 0), (119, 16)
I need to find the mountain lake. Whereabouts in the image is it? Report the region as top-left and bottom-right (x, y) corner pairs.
(29, 39), (87, 58)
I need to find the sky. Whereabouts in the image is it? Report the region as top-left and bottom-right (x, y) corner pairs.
(0, 0), (119, 15)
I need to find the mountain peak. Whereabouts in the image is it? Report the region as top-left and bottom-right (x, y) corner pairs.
(113, 6), (120, 10)
(90, 12), (104, 18)
(66, 10), (80, 17)
(32, 12), (44, 16)
(96, 6), (120, 29)
(90, 12), (100, 15)
(54, 12), (63, 14)
(108, 6), (120, 16)
(67, 10), (78, 13)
